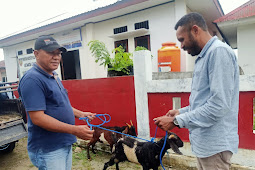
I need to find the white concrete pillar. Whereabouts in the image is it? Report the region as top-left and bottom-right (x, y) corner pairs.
(174, 0), (190, 72)
(80, 23), (94, 79)
(133, 50), (152, 140)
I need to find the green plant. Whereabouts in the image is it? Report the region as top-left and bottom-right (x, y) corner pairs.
(109, 46), (133, 74)
(135, 46), (148, 51)
(253, 115), (255, 130)
(88, 40), (133, 75)
(135, 46), (153, 58)
(88, 40), (111, 67)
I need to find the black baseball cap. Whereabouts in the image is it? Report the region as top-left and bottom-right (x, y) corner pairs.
(34, 35), (67, 53)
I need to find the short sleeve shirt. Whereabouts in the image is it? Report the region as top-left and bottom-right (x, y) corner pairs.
(18, 64), (76, 152)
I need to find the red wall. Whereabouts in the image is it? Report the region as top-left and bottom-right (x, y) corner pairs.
(52, 77), (255, 150)
(238, 92), (255, 149)
(62, 76), (137, 128)
(148, 93), (190, 142)
(147, 92), (255, 150)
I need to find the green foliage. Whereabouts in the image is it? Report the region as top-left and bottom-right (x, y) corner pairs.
(108, 46), (133, 74)
(135, 46), (153, 58)
(135, 46), (148, 51)
(253, 116), (255, 130)
(88, 40), (133, 74)
(88, 40), (111, 67)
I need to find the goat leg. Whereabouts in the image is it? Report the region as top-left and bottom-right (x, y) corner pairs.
(152, 167), (158, 170)
(103, 157), (116, 170)
(116, 162), (120, 170)
(91, 144), (96, 154)
(142, 165), (150, 170)
(87, 143), (91, 160)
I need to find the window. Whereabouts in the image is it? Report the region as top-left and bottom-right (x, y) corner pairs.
(172, 97), (181, 110)
(135, 35), (150, 50)
(18, 50), (23, 55)
(113, 26), (128, 34)
(115, 39), (128, 52)
(26, 48), (33, 54)
(135, 20), (149, 30)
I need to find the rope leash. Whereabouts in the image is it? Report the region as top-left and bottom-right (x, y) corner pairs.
(79, 114), (168, 170)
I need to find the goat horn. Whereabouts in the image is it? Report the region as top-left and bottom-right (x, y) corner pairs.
(126, 123), (131, 128)
(130, 120), (133, 126)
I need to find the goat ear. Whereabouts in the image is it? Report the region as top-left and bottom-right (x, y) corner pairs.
(130, 120), (133, 126)
(121, 127), (129, 138)
(122, 127), (128, 133)
(126, 123), (131, 128)
(169, 140), (183, 155)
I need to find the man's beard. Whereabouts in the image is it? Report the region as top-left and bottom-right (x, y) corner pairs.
(186, 33), (201, 56)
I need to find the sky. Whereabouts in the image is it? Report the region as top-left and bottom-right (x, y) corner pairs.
(0, 0), (250, 61)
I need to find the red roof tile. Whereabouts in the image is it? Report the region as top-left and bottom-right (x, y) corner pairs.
(214, 0), (255, 23)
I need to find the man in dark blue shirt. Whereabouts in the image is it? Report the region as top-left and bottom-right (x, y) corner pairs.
(18, 35), (95, 170)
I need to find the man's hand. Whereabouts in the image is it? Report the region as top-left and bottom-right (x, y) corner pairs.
(80, 112), (97, 121)
(72, 107), (96, 121)
(153, 115), (176, 131)
(166, 109), (180, 117)
(73, 125), (94, 140)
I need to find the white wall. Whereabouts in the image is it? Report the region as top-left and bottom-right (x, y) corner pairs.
(4, 41), (34, 82)
(237, 24), (255, 75)
(4, 1), (190, 81)
(90, 2), (178, 73)
(80, 23), (108, 79)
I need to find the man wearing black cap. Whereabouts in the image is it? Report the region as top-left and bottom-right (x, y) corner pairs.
(18, 35), (95, 170)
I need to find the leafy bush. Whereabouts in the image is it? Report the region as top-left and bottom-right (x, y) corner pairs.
(88, 40), (111, 67)
(135, 46), (153, 58)
(253, 116), (255, 130)
(109, 46), (133, 74)
(135, 46), (148, 51)
(88, 40), (133, 75)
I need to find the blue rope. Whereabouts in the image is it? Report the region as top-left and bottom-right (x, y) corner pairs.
(79, 114), (168, 169)
(79, 114), (152, 142)
(159, 131), (168, 170)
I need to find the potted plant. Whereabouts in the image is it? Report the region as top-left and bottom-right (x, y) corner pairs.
(88, 40), (133, 77)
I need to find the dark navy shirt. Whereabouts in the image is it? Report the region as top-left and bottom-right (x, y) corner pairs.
(18, 64), (76, 152)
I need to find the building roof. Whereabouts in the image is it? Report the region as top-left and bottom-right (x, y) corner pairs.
(0, 0), (223, 48)
(214, 0), (255, 23)
(0, 0), (153, 47)
(213, 0), (255, 48)
(0, 60), (5, 68)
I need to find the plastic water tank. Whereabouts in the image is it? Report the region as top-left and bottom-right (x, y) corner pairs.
(158, 42), (180, 72)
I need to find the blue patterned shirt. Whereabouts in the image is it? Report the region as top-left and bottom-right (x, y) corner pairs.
(176, 36), (239, 158)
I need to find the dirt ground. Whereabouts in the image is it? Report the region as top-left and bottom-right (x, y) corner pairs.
(0, 137), (153, 170)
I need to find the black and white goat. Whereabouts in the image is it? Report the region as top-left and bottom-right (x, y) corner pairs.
(103, 132), (183, 170)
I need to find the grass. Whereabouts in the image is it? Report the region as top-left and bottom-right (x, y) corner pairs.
(253, 107), (255, 131)
(71, 143), (142, 170)
(72, 143), (107, 170)
(253, 116), (255, 131)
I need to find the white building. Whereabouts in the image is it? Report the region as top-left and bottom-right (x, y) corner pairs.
(0, 0), (223, 81)
(214, 0), (255, 75)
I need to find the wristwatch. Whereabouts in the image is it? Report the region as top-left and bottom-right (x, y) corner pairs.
(173, 118), (180, 128)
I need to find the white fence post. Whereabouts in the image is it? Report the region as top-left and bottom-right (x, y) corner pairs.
(133, 50), (152, 140)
